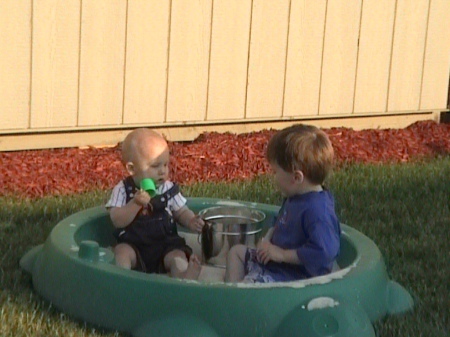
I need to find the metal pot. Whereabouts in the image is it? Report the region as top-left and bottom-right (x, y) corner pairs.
(199, 206), (266, 267)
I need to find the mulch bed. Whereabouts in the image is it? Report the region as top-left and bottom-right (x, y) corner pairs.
(0, 121), (448, 199)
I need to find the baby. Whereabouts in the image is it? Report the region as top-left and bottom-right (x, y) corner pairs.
(106, 128), (204, 280)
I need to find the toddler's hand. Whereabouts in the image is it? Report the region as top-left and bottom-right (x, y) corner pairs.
(256, 239), (284, 264)
(188, 215), (204, 233)
(133, 190), (151, 207)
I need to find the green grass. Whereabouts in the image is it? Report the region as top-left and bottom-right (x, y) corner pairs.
(1, 157), (449, 336)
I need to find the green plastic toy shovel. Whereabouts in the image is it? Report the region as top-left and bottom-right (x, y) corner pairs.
(140, 178), (156, 197)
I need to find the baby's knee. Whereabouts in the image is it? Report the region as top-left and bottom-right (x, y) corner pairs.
(164, 250), (188, 268)
(114, 243), (136, 268)
(164, 250), (193, 277)
(172, 256), (189, 271)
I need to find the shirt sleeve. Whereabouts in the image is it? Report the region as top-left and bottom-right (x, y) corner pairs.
(169, 191), (187, 212)
(296, 216), (340, 276)
(160, 181), (187, 212)
(105, 181), (126, 208)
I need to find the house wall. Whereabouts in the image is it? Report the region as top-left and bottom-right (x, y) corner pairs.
(0, 0), (449, 151)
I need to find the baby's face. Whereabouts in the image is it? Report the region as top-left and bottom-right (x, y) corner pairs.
(131, 140), (170, 187)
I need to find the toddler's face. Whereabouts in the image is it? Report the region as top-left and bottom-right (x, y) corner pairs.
(270, 162), (297, 197)
(131, 141), (170, 187)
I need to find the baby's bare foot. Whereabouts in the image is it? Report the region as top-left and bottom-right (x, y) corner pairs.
(182, 255), (201, 280)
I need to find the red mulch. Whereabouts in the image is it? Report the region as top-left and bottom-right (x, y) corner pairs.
(0, 121), (448, 199)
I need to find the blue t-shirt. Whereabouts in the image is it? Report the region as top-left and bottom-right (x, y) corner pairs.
(264, 190), (341, 280)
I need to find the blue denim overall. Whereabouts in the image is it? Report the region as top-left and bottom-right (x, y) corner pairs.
(115, 176), (192, 273)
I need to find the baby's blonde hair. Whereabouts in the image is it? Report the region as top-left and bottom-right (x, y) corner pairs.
(266, 124), (334, 184)
(121, 128), (166, 163)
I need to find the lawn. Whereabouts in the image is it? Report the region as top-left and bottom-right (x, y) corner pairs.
(1, 157), (449, 337)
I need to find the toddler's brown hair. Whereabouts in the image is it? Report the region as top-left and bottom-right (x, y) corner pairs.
(266, 124), (334, 185)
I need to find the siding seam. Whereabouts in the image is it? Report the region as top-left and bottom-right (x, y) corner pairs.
(164, 0), (173, 123)
(121, 0), (129, 124)
(352, 0), (364, 115)
(205, 0), (214, 121)
(244, 0), (254, 119)
(76, 0), (83, 127)
(385, 0), (399, 113)
(281, 0), (292, 119)
(418, 0), (432, 110)
(28, 0), (34, 129)
(317, 0), (329, 115)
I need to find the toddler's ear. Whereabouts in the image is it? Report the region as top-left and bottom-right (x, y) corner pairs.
(293, 170), (304, 184)
(125, 162), (135, 175)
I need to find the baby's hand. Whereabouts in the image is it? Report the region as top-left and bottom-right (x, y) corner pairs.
(188, 215), (204, 233)
(256, 239), (284, 264)
(133, 190), (151, 207)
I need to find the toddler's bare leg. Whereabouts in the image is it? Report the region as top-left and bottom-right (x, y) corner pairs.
(164, 250), (201, 280)
(225, 244), (247, 282)
(114, 243), (136, 269)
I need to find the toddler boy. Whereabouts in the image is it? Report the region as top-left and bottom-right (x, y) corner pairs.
(225, 124), (341, 283)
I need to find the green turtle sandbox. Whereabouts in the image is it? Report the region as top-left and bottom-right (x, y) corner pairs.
(20, 198), (413, 337)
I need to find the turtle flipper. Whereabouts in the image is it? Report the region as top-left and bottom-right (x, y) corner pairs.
(386, 280), (414, 315)
(20, 244), (43, 273)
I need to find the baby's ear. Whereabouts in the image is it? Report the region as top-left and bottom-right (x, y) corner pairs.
(125, 162), (135, 175)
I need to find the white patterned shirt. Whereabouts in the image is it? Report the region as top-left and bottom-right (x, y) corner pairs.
(105, 180), (187, 214)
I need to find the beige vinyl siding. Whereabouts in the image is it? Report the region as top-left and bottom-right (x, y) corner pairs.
(354, 0), (395, 114)
(319, 0), (362, 115)
(78, 0), (127, 126)
(0, 0), (448, 151)
(206, 0), (251, 121)
(166, 0), (212, 123)
(246, 0), (290, 119)
(31, 0), (80, 128)
(388, 0), (430, 112)
(123, 0), (170, 124)
(420, 0), (450, 110)
(284, 0), (326, 117)
(0, 1), (31, 130)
